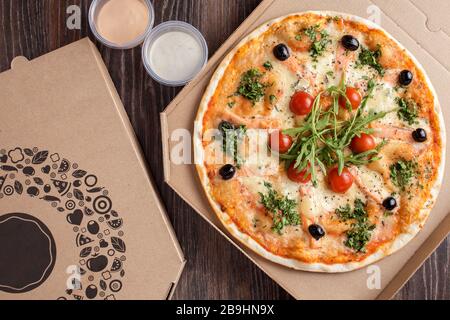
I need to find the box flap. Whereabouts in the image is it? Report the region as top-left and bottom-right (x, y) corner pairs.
(375, 0), (450, 70)
(161, 0), (450, 299)
(0, 38), (185, 300)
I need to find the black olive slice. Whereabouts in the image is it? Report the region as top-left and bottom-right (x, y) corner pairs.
(412, 128), (427, 142)
(308, 224), (325, 240)
(219, 164), (236, 180)
(273, 44), (290, 61)
(382, 197), (397, 211)
(341, 35), (359, 51)
(399, 70), (413, 86)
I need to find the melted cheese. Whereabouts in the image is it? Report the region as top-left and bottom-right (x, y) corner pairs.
(366, 83), (401, 127)
(345, 63), (377, 87)
(238, 176), (267, 195)
(357, 166), (392, 201)
(279, 178), (301, 199)
(203, 139), (229, 165)
(299, 173), (365, 219)
(304, 50), (338, 87)
(244, 130), (279, 176)
(269, 60), (298, 128)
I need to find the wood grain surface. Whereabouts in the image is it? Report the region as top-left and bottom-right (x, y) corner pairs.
(0, 0), (448, 300)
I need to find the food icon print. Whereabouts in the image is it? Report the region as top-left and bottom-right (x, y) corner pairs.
(0, 147), (127, 300)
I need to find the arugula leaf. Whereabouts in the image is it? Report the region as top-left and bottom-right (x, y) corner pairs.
(283, 78), (392, 185)
(259, 182), (300, 234)
(343, 139), (387, 166)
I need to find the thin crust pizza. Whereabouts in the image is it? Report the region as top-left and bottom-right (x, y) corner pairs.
(194, 12), (445, 272)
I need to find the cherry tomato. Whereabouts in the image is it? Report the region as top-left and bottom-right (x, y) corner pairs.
(287, 162), (311, 183)
(290, 91), (314, 115)
(339, 87), (362, 110)
(350, 133), (376, 154)
(268, 130), (293, 153)
(328, 167), (354, 193)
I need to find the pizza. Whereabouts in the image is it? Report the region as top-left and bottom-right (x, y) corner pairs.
(194, 12), (445, 272)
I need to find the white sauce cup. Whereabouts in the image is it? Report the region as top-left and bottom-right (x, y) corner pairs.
(142, 21), (209, 86)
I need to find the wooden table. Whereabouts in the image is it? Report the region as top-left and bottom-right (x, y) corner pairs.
(1, 0), (448, 300)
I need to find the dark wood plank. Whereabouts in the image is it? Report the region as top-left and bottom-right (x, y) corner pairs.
(0, 0), (448, 300)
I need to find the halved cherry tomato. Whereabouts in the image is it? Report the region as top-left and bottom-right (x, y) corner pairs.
(350, 133), (376, 153)
(287, 162), (311, 183)
(268, 130), (293, 153)
(290, 91), (314, 115)
(328, 167), (354, 193)
(339, 87), (362, 110)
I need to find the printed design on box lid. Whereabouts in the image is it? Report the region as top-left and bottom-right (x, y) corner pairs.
(0, 212), (56, 293)
(0, 147), (126, 300)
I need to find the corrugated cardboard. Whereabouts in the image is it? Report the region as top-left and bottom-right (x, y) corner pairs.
(161, 0), (450, 299)
(0, 38), (185, 300)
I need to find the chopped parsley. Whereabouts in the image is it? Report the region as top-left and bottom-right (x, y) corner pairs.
(227, 101), (236, 108)
(237, 68), (269, 104)
(336, 199), (375, 252)
(303, 24), (331, 62)
(259, 182), (300, 234)
(384, 211), (394, 217)
(396, 97), (419, 125)
(219, 122), (247, 168)
(390, 159), (418, 191)
(269, 94), (277, 105)
(304, 25), (319, 40)
(345, 220), (376, 253)
(326, 16), (341, 23)
(357, 45), (385, 76)
(263, 61), (273, 71)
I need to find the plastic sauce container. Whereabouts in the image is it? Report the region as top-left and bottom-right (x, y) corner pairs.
(142, 21), (208, 86)
(89, 0), (155, 50)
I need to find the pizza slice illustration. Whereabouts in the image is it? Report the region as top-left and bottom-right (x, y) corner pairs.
(51, 179), (71, 196)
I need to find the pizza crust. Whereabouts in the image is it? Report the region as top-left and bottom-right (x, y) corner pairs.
(194, 11), (446, 272)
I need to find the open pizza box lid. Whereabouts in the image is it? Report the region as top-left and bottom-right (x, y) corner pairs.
(161, 0), (450, 299)
(0, 38), (185, 300)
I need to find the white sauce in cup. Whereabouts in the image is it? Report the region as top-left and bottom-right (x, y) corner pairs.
(142, 21), (208, 86)
(148, 31), (204, 82)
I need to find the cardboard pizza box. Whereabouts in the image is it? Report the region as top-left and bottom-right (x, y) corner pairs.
(161, 0), (450, 299)
(0, 38), (185, 300)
